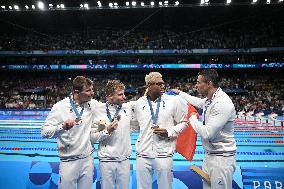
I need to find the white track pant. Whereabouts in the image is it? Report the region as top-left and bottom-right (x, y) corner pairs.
(99, 159), (130, 189)
(202, 154), (236, 189)
(58, 155), (94, 189)
(136, 156), (173, 189)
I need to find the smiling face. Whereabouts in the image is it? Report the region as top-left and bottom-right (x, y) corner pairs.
(72, 76), (94, 105)
(105, 80), (126, 105)
(77, 85), (94, 104)
(148, 76), (165, 94)
(147, 84), (162, 101)
(108, 89), (126, 105)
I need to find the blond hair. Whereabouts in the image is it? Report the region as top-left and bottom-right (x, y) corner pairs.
(145, 72), (162, 86)
(105, 80), (125, 96)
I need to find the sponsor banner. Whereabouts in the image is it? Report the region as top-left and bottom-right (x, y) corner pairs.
(233, 64), (258, 68)
(0, 110), (49, 116)
(0, 47), (283, 56)
(0, 63), (283, 70)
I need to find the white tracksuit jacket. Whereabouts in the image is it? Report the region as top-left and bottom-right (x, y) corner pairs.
(179, 88), (237, 154)
(134, 94), (188, 158)
(41, 97), (94, 161)
(90, 100), (134, 161)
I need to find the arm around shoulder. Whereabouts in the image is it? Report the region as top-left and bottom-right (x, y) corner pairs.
(179, 91), (205, 109)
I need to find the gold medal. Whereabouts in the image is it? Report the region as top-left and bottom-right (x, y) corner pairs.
(98, 120), (107, 131)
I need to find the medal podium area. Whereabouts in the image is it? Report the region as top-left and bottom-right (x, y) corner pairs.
(0, 110), (283, 189)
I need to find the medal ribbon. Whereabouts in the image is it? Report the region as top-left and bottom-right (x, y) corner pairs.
(106, 102), (122, 122)
(202, 88), (220, 125)
(147, 96), (161, 125)
(69, 94), (84, 121)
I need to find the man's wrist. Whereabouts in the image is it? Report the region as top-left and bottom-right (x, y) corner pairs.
(58, 123), (66, 131)
(189, 114), (198, 121)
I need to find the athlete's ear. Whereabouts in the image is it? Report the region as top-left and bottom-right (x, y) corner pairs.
(106, 94), (112, 99)
(208, 80), (213, 86)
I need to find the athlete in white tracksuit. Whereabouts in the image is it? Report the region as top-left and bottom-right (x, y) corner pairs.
(134, 72), (188, 189)
(90, 80), (135, 189)
(174, 69), (237, 189)
(41, 76), (95, 189)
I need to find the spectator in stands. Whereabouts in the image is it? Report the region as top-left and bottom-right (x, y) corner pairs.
(0, 72), (282, 116)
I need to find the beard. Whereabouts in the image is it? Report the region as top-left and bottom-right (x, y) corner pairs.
(80, 96), (92, 104)
(147, 85), (162, 101)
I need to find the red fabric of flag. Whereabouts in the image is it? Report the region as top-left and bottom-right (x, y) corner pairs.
(176, 104), (198, 161)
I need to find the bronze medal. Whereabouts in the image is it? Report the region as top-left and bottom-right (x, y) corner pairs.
(75, 118), (81, 124)
(152, 124), (159, 129)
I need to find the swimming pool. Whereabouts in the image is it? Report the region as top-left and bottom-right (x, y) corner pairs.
(0, 110), (283, 189)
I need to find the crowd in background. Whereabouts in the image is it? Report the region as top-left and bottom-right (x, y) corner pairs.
(1, 55), (283, 65)
(1, 71), (283, 116)
(0, 5), (283, 116)
(0, 18), (283, 51)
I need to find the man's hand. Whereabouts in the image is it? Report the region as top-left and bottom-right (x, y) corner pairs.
(153, 128), (168, 138)
(107, 120), (118, 133)
(63, 119), (77, 130)
(190, 112), (199, 118)
(171, 89), (181, 95)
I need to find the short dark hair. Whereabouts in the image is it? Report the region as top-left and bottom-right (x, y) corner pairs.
(105, 80), (125, 96)
(72, 76), (93, 92)
(198, 69), (220, 88)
